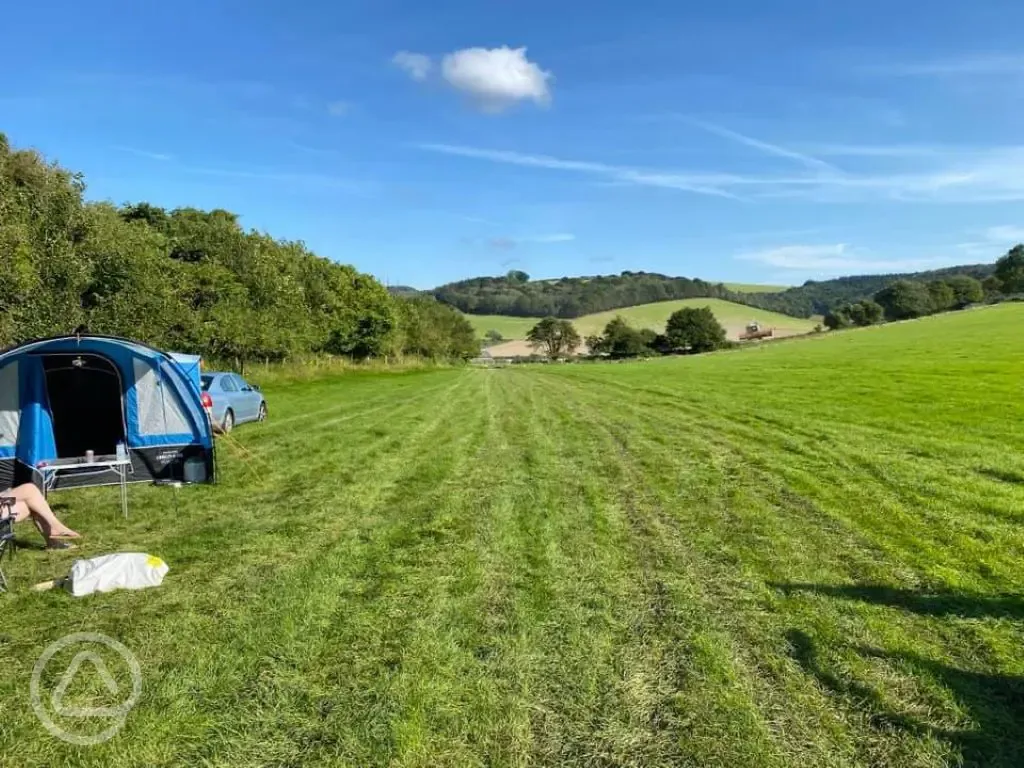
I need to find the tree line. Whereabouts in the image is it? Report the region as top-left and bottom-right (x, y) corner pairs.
(0, 134), (478, 364)
(523, 307), (729, 361)
(823, 260), (1024, 329)
(721, 264), (998, 319)
(433, 261), (1009, 322)
(434, 270), (735, 318)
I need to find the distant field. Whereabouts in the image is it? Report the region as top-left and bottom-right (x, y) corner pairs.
(6, 305), (1022, 766)
(469, 298), (819, 343)
(468, 314), (542, 341)
(723, 282), (789, 293)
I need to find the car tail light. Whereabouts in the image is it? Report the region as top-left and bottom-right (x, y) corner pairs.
(201, 392), (213, 412)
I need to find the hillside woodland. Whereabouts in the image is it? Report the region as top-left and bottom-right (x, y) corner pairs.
(434, 262), (1008, 321)
(434, 270), (736, 317)
(0, 134), (478, 362)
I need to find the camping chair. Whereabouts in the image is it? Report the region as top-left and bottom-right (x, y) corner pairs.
(0, 497), (14, 592)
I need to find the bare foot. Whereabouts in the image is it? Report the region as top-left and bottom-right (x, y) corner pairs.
(49, 528), (81, 539)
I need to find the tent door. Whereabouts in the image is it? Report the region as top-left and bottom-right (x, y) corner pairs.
(42, 354), (126, 458)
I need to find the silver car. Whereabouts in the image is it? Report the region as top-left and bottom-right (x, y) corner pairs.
(200, 372), (267, 433)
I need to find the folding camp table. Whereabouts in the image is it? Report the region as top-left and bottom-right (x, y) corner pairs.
(37, 455), (132, 519)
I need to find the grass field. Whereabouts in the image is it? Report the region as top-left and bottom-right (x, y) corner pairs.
(469, 298), (818, 341)
(2, 305), (1023, 767)
(723, 282), (789, 293)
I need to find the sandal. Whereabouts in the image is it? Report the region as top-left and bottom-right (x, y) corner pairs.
(46, 540), (78, 550)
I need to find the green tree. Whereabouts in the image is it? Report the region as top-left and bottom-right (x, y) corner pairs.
(601, 316), (645, 358)
(824, 308), (852, 330)
(873, 280), (934, 321)
(506, 270), (530, 284)
(944, 274), (984, 307)
(664, 307), (727, 353)
(484, 329), (504, 344)
(857, 299), (884, 325)
(637, 328), (658, 352)
(526, 317), (581, 360)
(926, 280), (956, 313)
(0, 133), (586, 365)
(584, 334), (607, 355)
(982, 275), (1002, 296)
(994, 245), (1024, 293)
(394, 296), (479, 359)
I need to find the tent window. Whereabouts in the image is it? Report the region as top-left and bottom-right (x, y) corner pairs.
(0, 362), (19, 448)
(133, 359), (191, 436)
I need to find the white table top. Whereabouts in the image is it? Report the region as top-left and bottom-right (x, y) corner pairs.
(40, 455), (132, 470)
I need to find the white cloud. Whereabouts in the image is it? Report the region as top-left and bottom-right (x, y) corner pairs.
(738, 244), (950, 273)
(393, 51), (432, 81)
(326, 100), (350, 117)
(440, 46), (552, 112)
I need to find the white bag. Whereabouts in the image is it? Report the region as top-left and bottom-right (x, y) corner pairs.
(65, 553), (169, 597)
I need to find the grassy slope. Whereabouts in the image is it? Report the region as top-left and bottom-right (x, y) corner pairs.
(723, 282), (789, 293)
(2, 305), (1023, 766)
(469, 298), (819, 340)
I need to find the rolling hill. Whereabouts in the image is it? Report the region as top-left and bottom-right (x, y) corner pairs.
(722, 282), (789, 293)
(433, 262), (999, 321)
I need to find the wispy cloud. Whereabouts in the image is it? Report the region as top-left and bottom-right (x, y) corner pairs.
(417, 143), (744, 200)
(727, 228), (823, 241)
(112, 145), (172, 162)
(489, 236), (517, 251)
(983, 225), (1024, 242)
(392, 51), (432, 81)
(326, 100), (351, 117)
(478, 233), (575, 249)
(876, 54), (1024, 77)
(804, 144), (952, 159)
(181, 165), (368, 193)
(529, 233), (575, 243)
(738, 244), (951, 273)
(686, 119), (838, 172)
(421, 140), (1024, 204)
(955, 224), (1024, 260)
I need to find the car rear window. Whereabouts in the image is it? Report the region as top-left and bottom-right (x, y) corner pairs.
(201, 375), (213, 391)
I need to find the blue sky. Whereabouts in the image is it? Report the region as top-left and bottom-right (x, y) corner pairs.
(4, 0), (1024, 288)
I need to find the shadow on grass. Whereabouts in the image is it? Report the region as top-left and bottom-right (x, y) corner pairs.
(772, 582), (1024, 620)
(787, 629), (1024, 767)
(977, 466), (1024, 485)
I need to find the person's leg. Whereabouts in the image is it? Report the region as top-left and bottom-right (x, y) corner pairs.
(5, 484), (80, 540)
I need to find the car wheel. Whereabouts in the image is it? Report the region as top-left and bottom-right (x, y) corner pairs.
(258, 402), (268, 422)
(222, 409), (235, 434)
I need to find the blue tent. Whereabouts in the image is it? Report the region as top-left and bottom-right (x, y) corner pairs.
(169, 352), (203, 393)
(0, 335), (215, 491)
